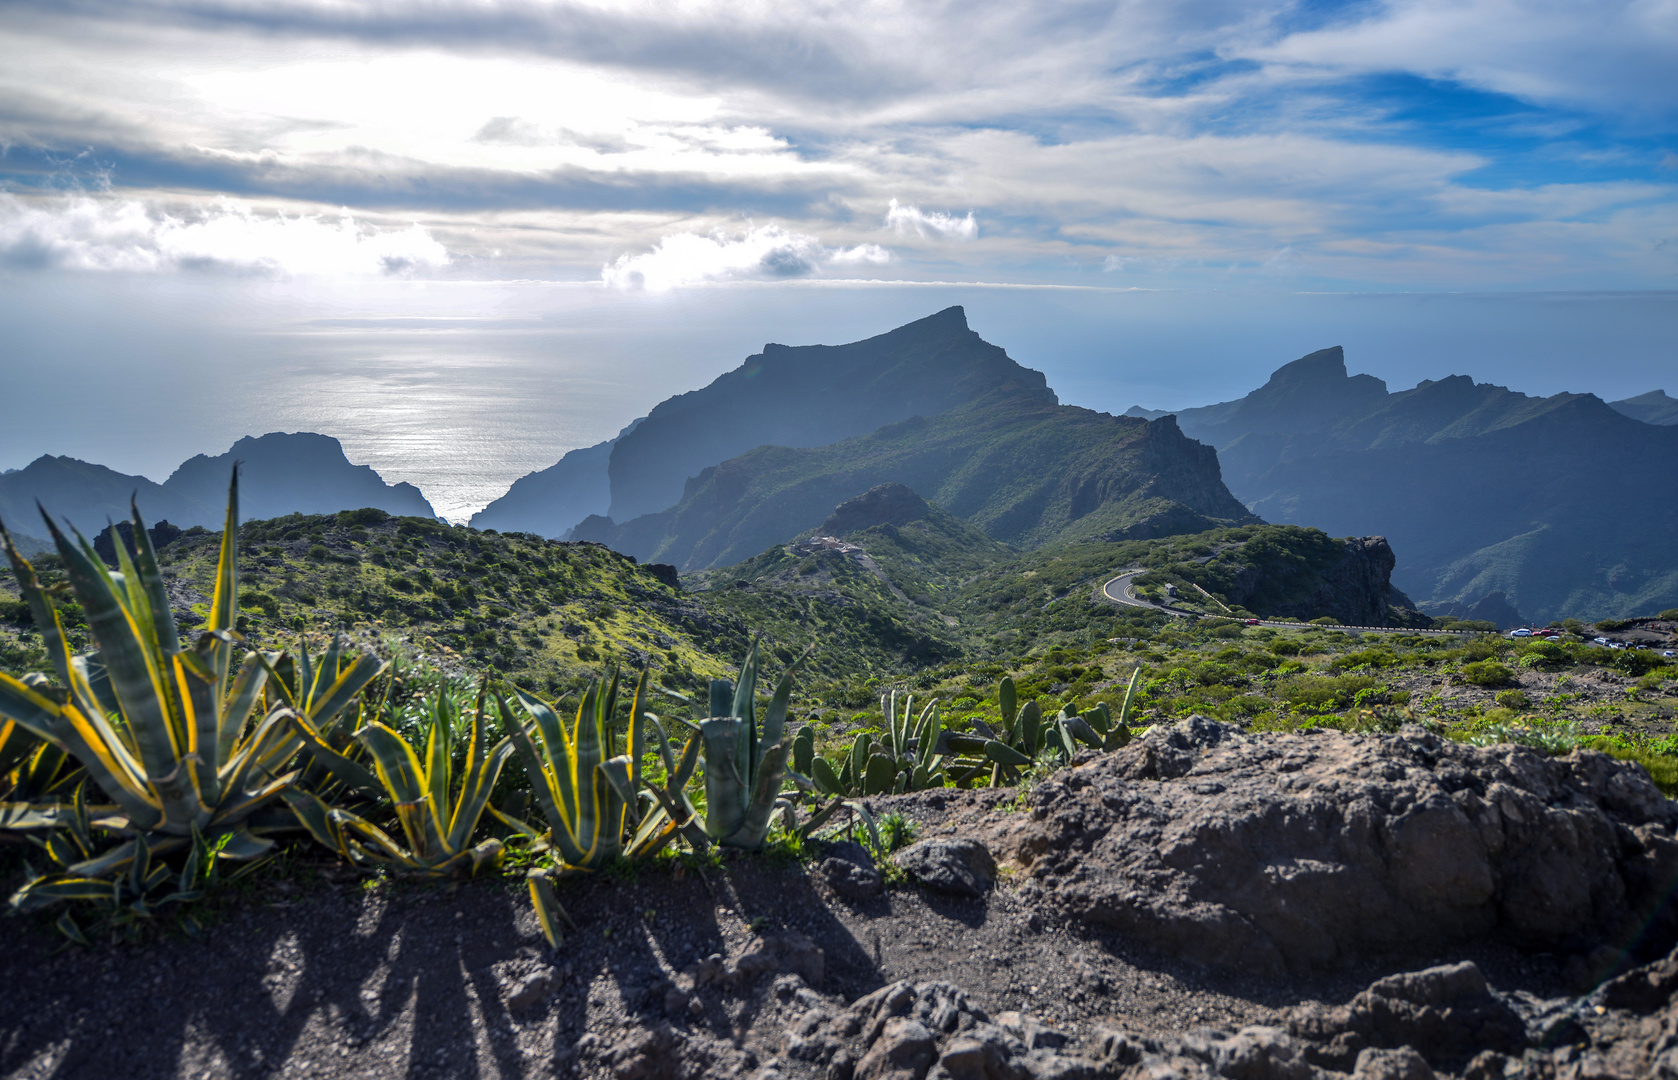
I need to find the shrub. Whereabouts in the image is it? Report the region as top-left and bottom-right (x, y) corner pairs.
(1462, 659), (1513, 686)
(337, 507), (391, 527)
(1658, 608), (1678, 620)
(1494, 689), (1530, 710)
(1276, 673), (1377, 710)
(306, 544), (331, 561)
(1309, 616), (1338, 626)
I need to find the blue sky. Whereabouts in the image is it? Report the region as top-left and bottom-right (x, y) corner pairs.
(0, 0), (1675, 517)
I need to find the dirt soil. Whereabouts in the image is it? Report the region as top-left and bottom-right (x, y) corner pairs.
(0, 820), (1575, 1080)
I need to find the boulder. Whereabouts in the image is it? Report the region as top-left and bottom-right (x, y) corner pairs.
(1003, 717), (1678, 975)
(893, 839), (997, 898)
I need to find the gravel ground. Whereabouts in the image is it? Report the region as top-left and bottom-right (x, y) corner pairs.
(0, 826), (1575, 1080)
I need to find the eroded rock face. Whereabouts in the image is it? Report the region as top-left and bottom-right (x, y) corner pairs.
(1002, 718), (1678, 976)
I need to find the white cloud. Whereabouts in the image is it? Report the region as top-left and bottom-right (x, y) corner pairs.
(601, 225), (891, 289)
(0, 194), (449, 276)
(885, 199), (978, 240)
(830, 243), (892, 265)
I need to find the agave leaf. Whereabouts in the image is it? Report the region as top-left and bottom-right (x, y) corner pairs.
(0, 520), (75, 689)
(288, 713), (382, 798)
(206, 468), (240, 700)
(43, 515), (180, 788)
(699, 717), (746, 842)
(528, 870), (572, 948)
(730, 740), (790, 850)
(304, 651), (388, 729)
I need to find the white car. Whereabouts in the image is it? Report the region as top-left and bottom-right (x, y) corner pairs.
(1593, 637), (1611, 645)
(1509, 628), (1532, 637)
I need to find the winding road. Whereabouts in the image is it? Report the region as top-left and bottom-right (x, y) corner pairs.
(1097, 569), (1471, 636)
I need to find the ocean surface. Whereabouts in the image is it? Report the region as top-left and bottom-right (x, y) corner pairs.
(2, 277), (1674, 525)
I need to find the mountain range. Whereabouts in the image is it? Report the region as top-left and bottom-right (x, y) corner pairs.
(7, 309), (1673, 626)
(1126, 349), (1678, 622)
(0, 433), (435, 544)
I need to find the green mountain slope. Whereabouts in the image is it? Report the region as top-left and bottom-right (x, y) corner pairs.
(604, 306), (1051, 522)
(574, 384), (1256, 571)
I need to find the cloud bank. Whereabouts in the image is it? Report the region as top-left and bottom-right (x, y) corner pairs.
(601, 224), (888, 289)
(0, 0), (1671, 288)
(0, 195), (449, 276)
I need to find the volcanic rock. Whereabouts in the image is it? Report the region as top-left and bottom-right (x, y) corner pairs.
(1000, 717), (1678, 976)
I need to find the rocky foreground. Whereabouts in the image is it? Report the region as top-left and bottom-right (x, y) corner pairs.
(5, 719), (1677, 1080)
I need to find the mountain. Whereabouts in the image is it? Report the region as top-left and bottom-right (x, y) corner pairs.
(164, 433), (435, 522)
(604, 306), (1049, 522)
(1610, 390), (1678, 426)
(574, 379), (1258, 571)
(469, 419), (642, 537)
(1128, 349), (1678, 622)
(0, 456), (214, 538)
(0, 433), (435, 539)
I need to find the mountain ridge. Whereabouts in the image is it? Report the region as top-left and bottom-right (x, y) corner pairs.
(0, 432), (436, 537)
(1128, 349), (1678, 621)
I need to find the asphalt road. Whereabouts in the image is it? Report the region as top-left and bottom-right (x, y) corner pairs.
(1098, 569), (1470, 636)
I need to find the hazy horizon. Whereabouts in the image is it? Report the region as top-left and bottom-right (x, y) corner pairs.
(3, 281), (1674, 523)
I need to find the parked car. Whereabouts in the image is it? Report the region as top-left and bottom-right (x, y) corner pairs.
(1593, 637), (1611, 645)
(1244, 618), (1261, 626)
(1509, 628), (1532, 637)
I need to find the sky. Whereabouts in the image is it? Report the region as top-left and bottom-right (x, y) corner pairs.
(1, 0), (1675, 520)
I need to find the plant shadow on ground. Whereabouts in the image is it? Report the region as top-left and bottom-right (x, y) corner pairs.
(0, 843), (1587, 1080)
(0, 856), (888, 1080)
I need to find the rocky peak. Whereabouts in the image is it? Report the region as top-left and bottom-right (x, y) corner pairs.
(819, 483), (931, 537)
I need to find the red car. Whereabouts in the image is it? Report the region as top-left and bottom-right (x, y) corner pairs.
(1244, 618), (1261, 625)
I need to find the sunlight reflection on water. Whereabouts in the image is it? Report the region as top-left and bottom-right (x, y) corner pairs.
(242, 334), (626, 523)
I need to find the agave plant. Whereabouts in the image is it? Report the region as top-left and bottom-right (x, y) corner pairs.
(519, 711), (704, 950)
(284, 684), (514, 877)
(497, 669), (688, 868)
(0, 471), (385, 914)
(698, 640), (806, 850)
(15, 783), (235, 942)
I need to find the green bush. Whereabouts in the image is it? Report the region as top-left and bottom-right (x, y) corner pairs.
(1660, 609), (1678, 621)
(1276, 673), (1377, 710)
(1462, 659), (1514, 686)
(306, 544), (331, 561)
(1494, 689), (1530, 710)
